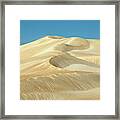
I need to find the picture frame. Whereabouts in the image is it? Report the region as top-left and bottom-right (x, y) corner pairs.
(0, 0), (119, 119)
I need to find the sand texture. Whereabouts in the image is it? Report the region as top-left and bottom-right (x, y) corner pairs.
(20, 36), (100, 100)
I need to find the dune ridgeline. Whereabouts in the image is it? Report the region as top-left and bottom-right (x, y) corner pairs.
(20, 36), (100, 100)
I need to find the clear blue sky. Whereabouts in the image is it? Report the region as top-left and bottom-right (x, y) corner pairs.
(20, 20), (100, 45)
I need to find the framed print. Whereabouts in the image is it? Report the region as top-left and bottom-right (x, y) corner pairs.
(0, 0), (119, 119)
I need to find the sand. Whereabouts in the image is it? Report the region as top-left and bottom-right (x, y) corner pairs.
(20, 36), (100, 100)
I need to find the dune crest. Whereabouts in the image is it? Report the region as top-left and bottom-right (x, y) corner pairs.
(20, 36), (100, 100)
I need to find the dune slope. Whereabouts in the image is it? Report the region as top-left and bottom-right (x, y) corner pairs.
(20, 36), (100, 100)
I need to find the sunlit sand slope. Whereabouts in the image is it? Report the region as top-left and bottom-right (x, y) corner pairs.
(20, 36), (100, 100)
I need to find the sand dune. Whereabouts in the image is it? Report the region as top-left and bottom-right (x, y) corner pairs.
(49, 53), (99, 69)
(20, 36), (100, 100)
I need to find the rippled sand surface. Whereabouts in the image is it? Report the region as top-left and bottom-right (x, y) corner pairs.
(20, 36), (100, 100)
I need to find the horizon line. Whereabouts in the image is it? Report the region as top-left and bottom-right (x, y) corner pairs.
(20, 35), (100, 45)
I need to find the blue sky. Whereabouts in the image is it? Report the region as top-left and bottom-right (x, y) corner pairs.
(20, 20), (100, 45)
